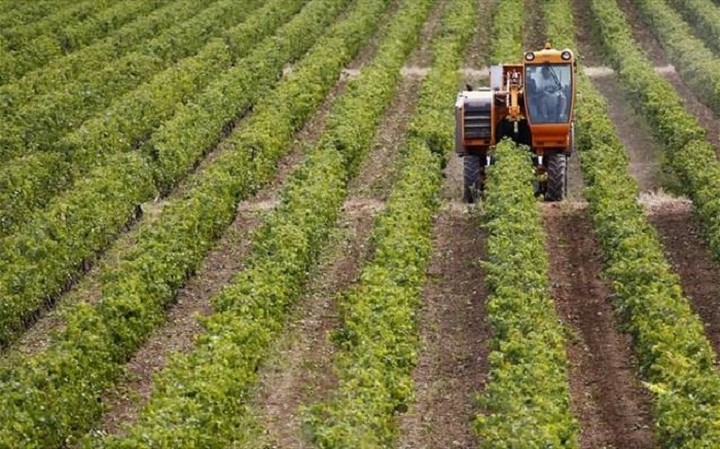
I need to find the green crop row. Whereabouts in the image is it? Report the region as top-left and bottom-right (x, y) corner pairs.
(97, 0), (435, 444)
(0, 0), (311, 239)
(0, 0), (76, 29)
(146, 0), (342, 193)
(490, 0), (524, 64)
(0, 0), (203, 105)
(546, 0), (720, 445)
(0, 0), (117, 51)
(306, 0), (475, 446)
(0, 0), (388, 446)
(474, 142), (578, 448)
(473, 2), (577, 444)
(630, 0), (720, 116)
(0, 0), (304, 342)
(0, 0), (255, 159)
(663, 0), (720, 55)
(0, 153), (155, 346)
(0, 0), (172, 85)
(0, 0), (345, 345)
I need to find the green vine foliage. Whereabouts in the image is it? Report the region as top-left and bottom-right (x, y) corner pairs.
(307, 0), (476, 446)
(475, 140), (579, 448)
(490, 0), (524, 64)
(662, 0), (720, 55)
(0, 0), (173, 84)
(544, 0), (720, 445)
(630, 0), (720, 117)
(0, 0), (388, 447)
(0, 0), (257, 159)
(96, 0), (434, 446)
(0, 0), (335, 347)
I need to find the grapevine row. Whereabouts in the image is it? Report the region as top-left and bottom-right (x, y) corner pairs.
(0, 0), (203, 111)
(475, 140), (579, 447)
(490, 0), (524, 64)
(0, 0), (312, 239)
(96, 0), (435, 444)
(0, 0), (172, 85)
(0, 0), (256, 159)
(0, 0), (117, 51)
(470, 2), (578, 445)
(0, 0), (345, 348)
(662, 0), (720, 56)
(307, 0), (477, 446)
(629, 0), (720, 116)
(0, 0), (388, 446)
(0, 0), (77, 30)
(547, 0), (720, 444)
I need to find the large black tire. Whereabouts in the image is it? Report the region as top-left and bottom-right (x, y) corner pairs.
(463, 155), (482, 203)
(545, 151), (567, 202)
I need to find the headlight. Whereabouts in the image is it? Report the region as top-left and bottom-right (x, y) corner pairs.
(561, 50), (572, 61)
(525, 52), (535, 61)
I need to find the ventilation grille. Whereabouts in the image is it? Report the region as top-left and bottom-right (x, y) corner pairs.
(463, 103), (491, 139)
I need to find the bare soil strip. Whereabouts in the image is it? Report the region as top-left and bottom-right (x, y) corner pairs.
(405, 0), (447, 68)
(583, 65), (675, 78)
(396, 198), (489, 449)
(544, 204), (655, 449)
(252, 71), (423, 448)
(589, 74), (664, 192)
(251, 200), (377, 449)
(524, 0), (546, 50)
(646, 204), (720, 359)
(612, 0), (720, 153)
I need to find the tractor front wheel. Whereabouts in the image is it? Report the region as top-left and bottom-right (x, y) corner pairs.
(545, 151), (567, 202)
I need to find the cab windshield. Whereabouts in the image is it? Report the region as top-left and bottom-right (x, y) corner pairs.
(525, 64), (572, 123)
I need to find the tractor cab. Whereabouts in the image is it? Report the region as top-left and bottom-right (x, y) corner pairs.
(455, 43), (576, 202)
(523, 46), (575, 152)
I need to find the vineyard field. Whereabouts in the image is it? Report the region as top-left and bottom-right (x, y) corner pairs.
(3, 0), (720, 447)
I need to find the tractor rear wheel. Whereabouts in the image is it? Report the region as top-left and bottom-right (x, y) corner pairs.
(463, 155), (483, 203)
(545, 151), (567, 202)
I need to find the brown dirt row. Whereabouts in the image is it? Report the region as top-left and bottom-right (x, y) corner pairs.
(544, 204), (656, 449)
(646, 203), (720, 360)
(570, 0), (667, 195)
(463, 0), (494, 71)
(396, 4), (494, 446)
(396, 201), (489, 449)
(524, 0), (546, 51)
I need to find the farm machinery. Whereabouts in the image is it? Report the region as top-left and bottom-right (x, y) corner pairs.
(455, 43), (576, 202)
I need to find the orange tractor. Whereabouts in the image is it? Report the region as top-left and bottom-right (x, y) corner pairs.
(455, 43), (576, 202)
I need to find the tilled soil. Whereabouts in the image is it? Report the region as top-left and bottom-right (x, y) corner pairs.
(589, 74), (664, 192)
(544, 204), (655, 449)
(396, 203), (489, 449)
(252, 205), (377, 449)
(647, 203), (720, 358)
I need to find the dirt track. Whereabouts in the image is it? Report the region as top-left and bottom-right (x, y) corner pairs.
(544, 204), (655, 448)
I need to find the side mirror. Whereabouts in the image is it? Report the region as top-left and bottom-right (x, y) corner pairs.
(465, 83), (473, 91)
